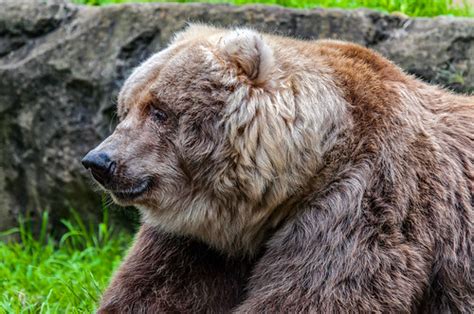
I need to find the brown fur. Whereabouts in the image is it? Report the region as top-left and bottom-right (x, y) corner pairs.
(100, 225), (252, 313)
(84, 25), (473, 313)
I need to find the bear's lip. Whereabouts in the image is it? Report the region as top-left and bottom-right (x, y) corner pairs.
(110, 178), (153, 201)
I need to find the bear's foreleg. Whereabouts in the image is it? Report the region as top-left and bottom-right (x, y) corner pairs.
(98, 224), (252, 313)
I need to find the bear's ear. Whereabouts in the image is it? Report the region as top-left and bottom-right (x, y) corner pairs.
(218, 28), (274, 84)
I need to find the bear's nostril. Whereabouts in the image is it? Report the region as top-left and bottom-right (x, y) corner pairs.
(81, 151), (116, 185)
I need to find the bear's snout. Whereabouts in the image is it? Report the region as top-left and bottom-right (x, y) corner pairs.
(82, 150), (116, 186)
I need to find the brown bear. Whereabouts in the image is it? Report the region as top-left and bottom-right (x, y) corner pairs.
(82, 25), (473, 313)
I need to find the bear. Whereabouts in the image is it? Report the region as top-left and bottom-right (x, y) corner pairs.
(81, 25), (473, 313)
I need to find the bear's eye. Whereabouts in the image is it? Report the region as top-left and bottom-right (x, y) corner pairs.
(150, 107), (168, 123)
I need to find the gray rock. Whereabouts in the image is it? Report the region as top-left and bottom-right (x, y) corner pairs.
(374, 16), (474, 93)
(0, 0), (472, 230)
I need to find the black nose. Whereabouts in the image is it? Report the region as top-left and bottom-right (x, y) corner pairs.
(81, 151), (116, 185)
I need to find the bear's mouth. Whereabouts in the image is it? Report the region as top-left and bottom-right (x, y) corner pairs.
(109, 178), (153, 202)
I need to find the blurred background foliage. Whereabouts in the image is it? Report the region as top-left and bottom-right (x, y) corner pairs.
(73, 0), (474, 17)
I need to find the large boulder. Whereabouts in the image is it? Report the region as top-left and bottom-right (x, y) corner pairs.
(0, 0), (472, 230)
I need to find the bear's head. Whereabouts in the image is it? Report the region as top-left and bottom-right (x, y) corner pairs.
(82, 25), (347, 255)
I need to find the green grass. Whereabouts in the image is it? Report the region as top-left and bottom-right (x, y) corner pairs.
(73, 0), (474, 17)
(0, 208), (132, 313)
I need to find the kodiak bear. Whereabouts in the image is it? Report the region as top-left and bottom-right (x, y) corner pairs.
(82, 25), (473, 313)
